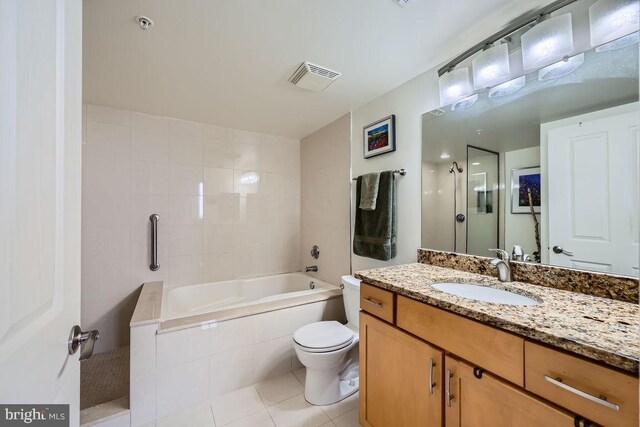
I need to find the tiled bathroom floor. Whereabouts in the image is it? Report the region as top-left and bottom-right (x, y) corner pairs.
(81, 346), (130, 409)
(145, 368), (360, 427)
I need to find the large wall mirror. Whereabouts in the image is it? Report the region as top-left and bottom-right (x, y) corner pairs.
(421, 0), (639, 277)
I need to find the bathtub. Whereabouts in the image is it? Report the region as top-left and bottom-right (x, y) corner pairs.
(130, 272), (346, 423)
(161, 272), (342, 326)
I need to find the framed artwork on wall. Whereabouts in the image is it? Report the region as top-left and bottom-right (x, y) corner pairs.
(363, 115), (396, 158)
(511, 166), (541, 214)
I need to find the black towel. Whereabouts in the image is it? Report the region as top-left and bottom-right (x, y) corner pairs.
(353, 171), (397, 261)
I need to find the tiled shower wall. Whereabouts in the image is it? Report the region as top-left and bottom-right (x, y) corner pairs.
(82, 104), (301, 352)
(300, 113), (351, 285)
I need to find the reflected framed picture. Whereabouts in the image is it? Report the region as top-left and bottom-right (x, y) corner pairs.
(363, 115), (396, 158)
(511, 167), (541, 214)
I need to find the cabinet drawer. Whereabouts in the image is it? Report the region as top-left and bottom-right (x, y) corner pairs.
(397, 295), (524, 386)
(525, 341), (638, 427)
(360, 283), (395, 323)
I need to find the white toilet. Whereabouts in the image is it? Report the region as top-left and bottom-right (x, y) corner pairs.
(293, 275), (361, 405)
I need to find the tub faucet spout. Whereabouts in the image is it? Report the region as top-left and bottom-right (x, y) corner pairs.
(305, 265), (318, 273)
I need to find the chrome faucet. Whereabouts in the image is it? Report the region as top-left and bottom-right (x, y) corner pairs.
(305, 265), (318, 273)
(489, 249), (511, 282)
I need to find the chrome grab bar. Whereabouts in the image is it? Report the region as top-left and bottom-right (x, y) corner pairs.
(446, 369), (454, 407)
(428, 358), (436, 395)
(362, 297), (383, 308)
(544, 375), (619, 411)
(149, 214), (160, 271)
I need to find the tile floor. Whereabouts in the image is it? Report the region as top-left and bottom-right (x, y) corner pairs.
(143, 368), (359, 427)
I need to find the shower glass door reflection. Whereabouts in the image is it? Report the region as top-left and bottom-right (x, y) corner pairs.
(466, 146), (499, 257)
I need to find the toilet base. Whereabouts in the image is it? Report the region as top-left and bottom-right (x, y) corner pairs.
(304, 362), (359, 405)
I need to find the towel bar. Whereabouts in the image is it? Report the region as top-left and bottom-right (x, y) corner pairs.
(352, 169), (406, 181)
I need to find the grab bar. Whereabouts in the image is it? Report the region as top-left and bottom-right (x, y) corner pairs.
(149, 214), (159, 271)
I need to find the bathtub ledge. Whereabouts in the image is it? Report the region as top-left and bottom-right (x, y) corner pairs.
(130, 281), (164, 327)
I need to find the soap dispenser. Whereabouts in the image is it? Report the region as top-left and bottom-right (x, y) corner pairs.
(512, 245), (524, 261)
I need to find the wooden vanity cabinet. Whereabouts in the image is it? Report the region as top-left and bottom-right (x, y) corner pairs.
(444, 355), (575, 427)
(359, 312), (443, 427)
(359, 283), (639, 427)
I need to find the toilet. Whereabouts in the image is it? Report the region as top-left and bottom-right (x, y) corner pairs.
(293, 275), (361, 405)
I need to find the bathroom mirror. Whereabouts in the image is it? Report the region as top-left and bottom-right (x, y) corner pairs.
(421, 14), (638, 276)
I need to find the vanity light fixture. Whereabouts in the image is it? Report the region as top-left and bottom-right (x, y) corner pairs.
(596, 31), (639, 51)
(472, 162), (481, 166)
(521, 14), (574, 71)
(472, 43), (511, 90)
(488, 76), (526, 98)
(451, 94), (479, 111)
(438, 67), (474, 107)
(538, 52), (584, 81)
(589, 0), (640, 48)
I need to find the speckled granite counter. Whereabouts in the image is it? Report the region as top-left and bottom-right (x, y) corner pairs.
(355, 263), (639, 374)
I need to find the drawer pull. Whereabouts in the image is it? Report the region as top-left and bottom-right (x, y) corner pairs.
(544, 375), (620, 411)
(446, 369), (454, 407)
(362, 297), (383, 308)
(428, 358), (436, 395)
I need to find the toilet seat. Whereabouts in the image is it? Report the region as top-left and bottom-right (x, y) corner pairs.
(293, 321), (354, 353)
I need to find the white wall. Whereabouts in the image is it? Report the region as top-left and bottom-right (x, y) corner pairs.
(82, 104), (300, 352)
(300, 114), (352, 285)
(351, 74), (439, 271)
(504, 146), (541, 257)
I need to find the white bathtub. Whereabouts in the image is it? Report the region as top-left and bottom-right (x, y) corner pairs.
(131, 273), (346, 423)
(161, 272), (342, 324)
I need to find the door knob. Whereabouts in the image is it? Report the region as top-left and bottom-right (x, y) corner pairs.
(552, 246), (574, 256)
(68, 325), (99, 361)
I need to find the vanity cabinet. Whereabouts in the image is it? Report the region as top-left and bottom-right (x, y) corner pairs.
(359, 284), (639, 427)
(444, 355), (574, 426)
(359, 312), (442, 427)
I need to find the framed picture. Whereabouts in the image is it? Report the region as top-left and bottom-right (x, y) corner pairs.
(363, 115), (396, 158)
(511, 167), (541, 214)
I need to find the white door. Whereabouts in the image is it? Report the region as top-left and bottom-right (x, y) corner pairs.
(547, 105), (639, 276)
(0, 0), (83, 425)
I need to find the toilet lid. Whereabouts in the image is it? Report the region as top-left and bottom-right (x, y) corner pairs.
(293, 321), (354, 350)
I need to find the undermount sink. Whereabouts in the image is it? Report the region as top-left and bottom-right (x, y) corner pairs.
(431, 282), (540, 306)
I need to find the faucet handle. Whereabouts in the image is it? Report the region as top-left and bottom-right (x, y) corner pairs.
(488, 248), (510, 261)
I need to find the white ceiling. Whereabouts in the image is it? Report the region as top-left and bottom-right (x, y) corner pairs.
(83, 0), (551, 139)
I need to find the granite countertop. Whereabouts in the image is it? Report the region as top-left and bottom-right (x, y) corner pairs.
(355, 263), (639, 374)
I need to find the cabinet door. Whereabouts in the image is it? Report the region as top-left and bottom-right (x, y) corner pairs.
(360, 312), (442, 427)
(444, 356), (575, 427)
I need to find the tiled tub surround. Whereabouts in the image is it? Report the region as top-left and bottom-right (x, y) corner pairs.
(418, 249), (639, 303)
(300, 113), (351, 287)
(129, 281), (345, 426)
(355, 263), (639, 374)
(82, 104), (301, 352)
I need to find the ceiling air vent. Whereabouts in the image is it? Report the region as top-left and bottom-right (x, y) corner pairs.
(288, 62), (342, 92)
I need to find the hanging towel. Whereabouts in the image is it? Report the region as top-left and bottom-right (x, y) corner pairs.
(353, 170), (397, 261)
(358, 172), (381, 211)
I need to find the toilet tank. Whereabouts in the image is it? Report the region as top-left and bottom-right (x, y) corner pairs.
(341, 275), (361, 328)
